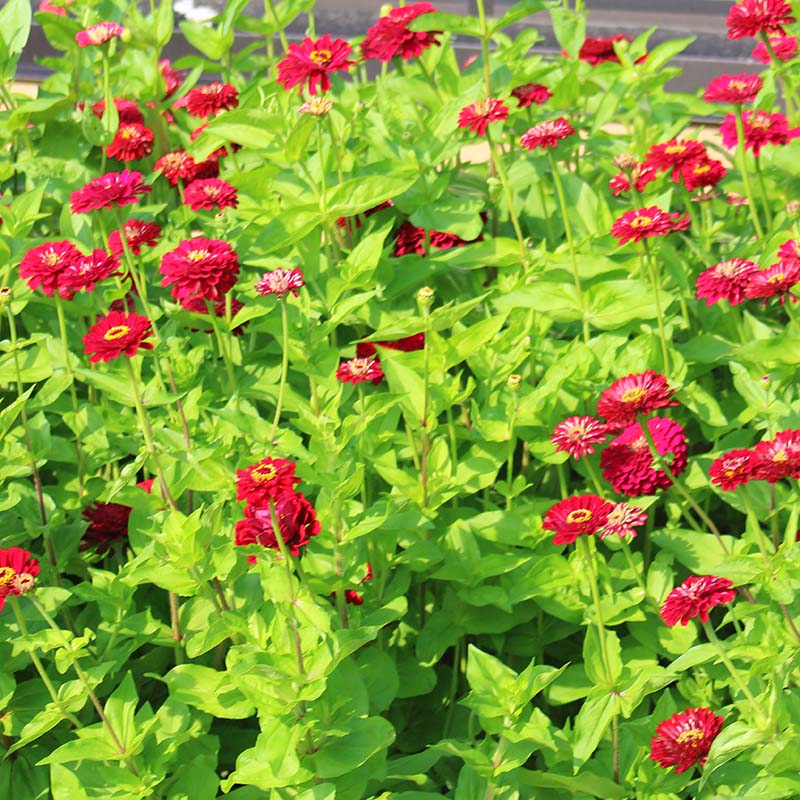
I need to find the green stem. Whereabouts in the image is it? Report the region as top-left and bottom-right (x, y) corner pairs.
(270, 300), (290, 445)
(641, 240), (670, 375)
(483, 734), (508, 800)
(486, 128), (528, 263)
(420, 310), (432, 509)
(753, 155), (774, 229)
(263, 0), (288, 52)
(505, 402), (516, 511)
(734, 107), (765, 239)
(474, 0), (493, 98)
(577, 536), (613, 686)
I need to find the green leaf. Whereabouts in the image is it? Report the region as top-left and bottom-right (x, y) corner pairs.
(549, 7), (586, 56)
(572, 691), (617, 768)
(313, 717), (396, 778)
(154, 0), (174, 47)
(325, 170), (418, 219)
(0, 0), (32, 55)
(179, 20), (233, 61)
(163, 665), (255, 719)
(407, 11), (482, 37)
(38, 727), (123, 765)
(582, 627), (622, 687)
(489, 0), (548, 34)
(104, 673), (138, 753)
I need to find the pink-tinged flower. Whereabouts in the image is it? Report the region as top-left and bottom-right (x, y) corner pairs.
(598, 502), (648, 539)
(650, 708), (724, 773)
(108, 220), (161, 258)
(720, 109), (800, 156)
(660, 575), (736, 626)
(709, 448), (757, 490)
(182, 178), (238, 212)
(82, 310), (154, 363)
(160, 238), (239, 309)
(778, 238), (800, 263)
(255, 267), (306, 299)
(276, 34), (356, 95)
(57, 249), (119, 299)
(752, 33), (798, 62)
(680, 158), (727, 192)
(608, 162), (658, 196)
(752, 429), (800, 482)
(391, 220), (481, 256)
(0, 547), (40, 611)
(542, 494), (615, 546)
(610, 206), (690, 245)
(106, 123), (154, 162)
(726, 0), (795, 40)
(457, 98), (509, 136)
(19, 240), (82, 296)
(70, 169), (151, 214)
(183, 82), (239, 118)
(81, 501), (131, 553)
(236, 457), (301, 506)
(577, 34), (631, 65)
(75, 22), (123, 47)
(744, 260), (800, 305)
(336, 357), (384, 385)
(695, 258), (759, 306)
(600, 417), (688, 496)
(90, 98), (143, 125)
(551, 415), (608, 459)
(361, 3), (440, 61)
(597, 371), (678, 425)
(154, 151), (198, 185)
(519, 117), (575, 150)
(703, 73), (763, 104)
(356, 333), (425, 358)
(644, 138), (708, 181)
(159, 60), (184, 97)
(511, 83), (552, 108)
(38, 1), (66, 15)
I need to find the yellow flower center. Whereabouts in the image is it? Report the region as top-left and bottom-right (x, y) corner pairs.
(349, 359), (374, 376)
(772, 448), (788, 463)
(664, 144), (686, 155)
(767, 272), (785, 284)
(119, 126), (136, 140)
(205, 185), (220, 197)
(103, 325), (131, 341)
(187, 249), (209, 262)
(728, 80), (747, 91)
(0, 566), (16, 588)
(309, 49), (331, 64)
(621, 387), (647, 403)
(694, 164), (711, 175)
(251, 464), (278, 483)
(566, 509), (592, 524)
(675, 728), (705, 745)
(43, 250), (61, 266)
(750, 115), (770, 130)
(629, 215), (653, 229)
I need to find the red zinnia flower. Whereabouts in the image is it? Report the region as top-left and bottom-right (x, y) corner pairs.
(160, 238), (240, 308)
(577, 34), (631, 65)
(159, 59), (184, 96)
(0, 547), (40, 611)
(778, 238), (800, 263)
(597, 371), (678, 425)
(650, 708), (724, 773)
(511, 83), (552, 107)
(75, 22), (123, 47)
(752, 429), (800, 482)
(542, 494), (615, 546)
(336, 357), (384, 385)
(154, 151), (198, 185)
(57, 249), (119, 299)
(519, 117), (575, 150)
(361, 3), (440, 61)
(744, 260), (800, 305)
(695, 258), (759, 306)
(551, 415), (608, 459)
(356, 333), (425, 358)
(108, 219), (161, 258)
(680, 158), (727, 192)
(752, 33), (797, 62)
(660, 575), (736, 626)
(81, 501), (131, 553)
(644, 138), (708, 181)
(38, 1), (66, 15)
(106, 123), (154, 162)
(70, 169), (151, 214)
(600, 417), (688, 496)
(611, 206), (690, 245)
(726, 0), (795, 40)
(83, 310), (154, 363)
(255, 268), (306, 299)
(19, 240), (82, 296)
(90, 97), (143, 125)
(183, 82), (239, 118)
(703, 73), (763, 104)
(391, 221), (480, 256)
(598, 502), (648, 539)
(236, 457), (301, 506)
(720, 109), (800, 156)
(608, 162), (657, 195)
(182, 178), (238, 212)
(457, 98), (509, 136)
(709, 448), (757, 490)
(276, 34), (356, 96)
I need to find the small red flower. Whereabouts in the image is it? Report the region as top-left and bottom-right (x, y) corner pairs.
(391, 221), (480, 256)
(695, 258), (759, 306)
(236, 457), (301, 506)
(752, 429), (800, 482)
(81, 501), (131, 553)
(108, 220), (162, 258)
(255, 268), (306, 299)
(277, 34), (356, 96)
(82, 310), (154, 363)
(644, 138), (708, 181)
(235, 490), (320, 559)
(519, 117), (575, 150)
(744, 260), (800, 305)
(336, 357), (384, 385)
(608, 162), (657, 195)
(356, 333), (425, 358)
(551, 415), (608, 459)
(182, 178), (238, 212)
(660, 575), (736, 626)
(160, 238), (240, 308)
(511, 83), (552, 107)
(703, 73), (763, 104)
(90, 98), (143, 125)
(19, 240), (82, 296)
(680, 158), (727, 192)
(598, 502), (648, 539)
(183, 82), (239, 118)
(457, 98), (509, 136)
(159, 60), (185, 97)
(70, 169), (151, 214)
(75, 22), (123, 47)
(542, 494), (615, 546)
(597, 371), (678, 426)
(577, 34), (631, 65)
(154, 151), (198, 185)
(106, 123), (154, 162)
(57, 249), (119, 299)
(709, 448), (757, 490)
(610, 206), (690, 245)
(752, 33), (798, 62)
(726, 0), (795, 40)
(38, 1), (67, 15)
(720, 109), (800, 156)
(361, 3), (440, 61)
(650, 708), (724, 773)
(0, 547), (40, 611)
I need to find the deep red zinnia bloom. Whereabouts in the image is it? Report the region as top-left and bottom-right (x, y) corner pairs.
(19, 240), (82, 296)
(457, 98), (509, 136)
(709, 448), (757, 490)
(70, 169), (151, 214)
(680, 158), (727, 192)
(81, 501), (131, 553)
(608, 162), (658, 195)
(356, 333), (425, 358)
(598, 502), (648, 539)
(159, 59), (185, 97)
(660, 575), (736, 626)
(57, 249), (119, 299)
(90, 98), (143, 125)
(600, 417), (688, 496)
(361, 3), (440, 61)
(511, 83), (552, 107)
(650, 708), (724, 773)
(611, 206), (690, 245)
(703, 73), (763, 104)
(752, 429), (800, 482)
(392, 221), (480, 256)
(82, 310), (154, 363)
(778, 238), (800, 264)
(542, 494), (615, 546)
(726, 0), (795, 40)
(106, 123), (154, 162)
(597, 371), (678, 425)
(182, 178), (238, 212)
(744, 260), (800, 305)
(695, 258), (759, 306)
(236, 457), (301, 506)
(108, 220), (162, 257)
(277, 34), (356, 95)
(183, 82), (239, 118)
(154, 151), (198, 185)
(577, 34), (631, 65)
(720, 109), (800, 156)
(551, 415), (608, 459)
(255, 268), (306, 299)
(160, 238), (240, 308)
(519, 117), (575, 150)
(644, 138), (708, 181)
(75, 22), (123, 47)
(336, 357), (384, 385)
(0, 547), (40, 611)
(752, 33), (798, 62)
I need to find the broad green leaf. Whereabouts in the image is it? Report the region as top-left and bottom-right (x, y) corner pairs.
(163, 665), (255, 719)
(313, 716), (396, 778)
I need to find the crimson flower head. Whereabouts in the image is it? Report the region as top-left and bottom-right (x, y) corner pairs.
(255, 268), (305, 299)
(752, 33), (798, 62)
(709, 448), (757, 490)
(696, 258), (759, 306)
(609, 162), (658, 195)
(19, 240), (82, 296)
(336, 357), (384, 385)
(660, 575), (736, 626)
(154, 151), (198, 185)
(38, 1), (67, 15)
(726, 0), (795, 39)
(108, 220), (161, 258)
(70, 169), (151, 214)
(598, 502), (648, 539)
(83, 310), (154, 363)
(511, 83), (552, 107)
(277, 34), (356, 95)
(600, 417), (688, 496)
(81, 501), (131, 554)
(644, 138), (708, 181)
(577, 34), (631, 65)
(703, 73), (763, 104)
(457, 98), (509, 136)
(356, 333), (425, 358)
(551, 415), (608, 459)
(183, 82), (239, 118)
(160, 238), (240, 309)
(611, 206), (689, 245)
(361, 3), (440, 61)
(57, 249), (119, 299)
(542, 494), (615, 546)
(650, 708), (724, 773)
(720, 109), (800, 156)
(752, 428), (800, 481)
(744, 260), (800, 305)
(91, 98), (143, 125)
(236, 457), (301, 506)
(0, 547), (40, 611)
(106, 123), (154, 162)
(75, 22), (123, 47)
(159, 60), (184, 96)
(182, 178), (238, 212)
(597, 371), (678, 425)
(680, 158), (727, 192)
(519, 117), (575, 150)
(392, 221), (480, 256)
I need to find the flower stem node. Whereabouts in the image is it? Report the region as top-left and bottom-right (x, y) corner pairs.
(0, 287), (12, 312)
(417, 286), (435, 310)
(506, 374), (522, 392)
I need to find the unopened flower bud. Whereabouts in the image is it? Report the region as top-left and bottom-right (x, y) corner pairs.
(507, 374), (522, 392)
(299, 96), (333, 117)
(0, 286), (11, 311)
(417, 286), (435, 309)
(613, 153), (636, 171)
(14, 572), (36, 594)
(785, 199), (800, 215)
